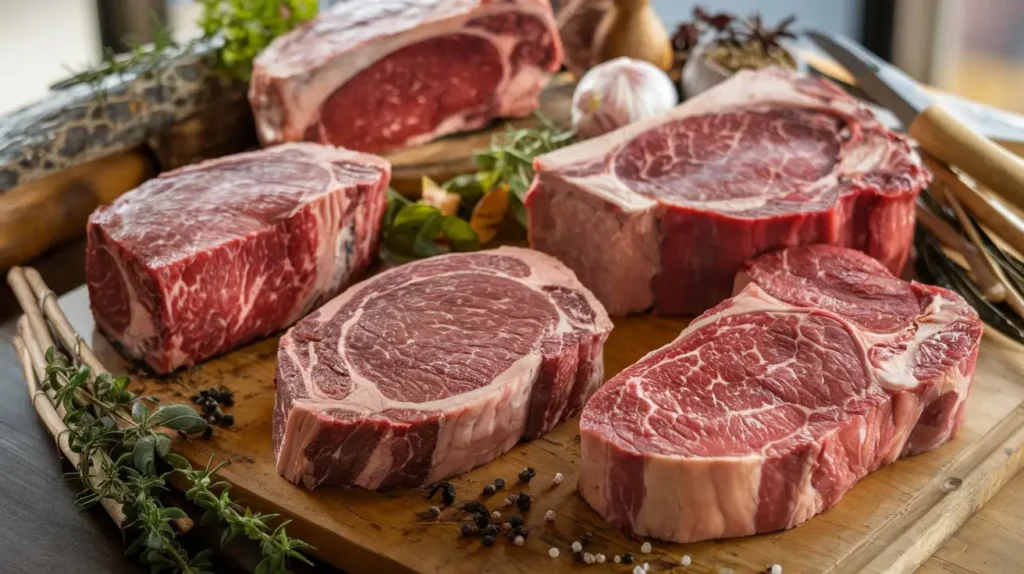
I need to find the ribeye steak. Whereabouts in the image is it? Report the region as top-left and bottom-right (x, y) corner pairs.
(579, 245), (982, 543)
(274, 247), (612, 489)
(86, 143), (390, 374)
(250, 0), (563, 154)
(526, 68), (930, 316)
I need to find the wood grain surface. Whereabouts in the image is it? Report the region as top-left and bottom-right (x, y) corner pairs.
(39, 283), (1024, 574)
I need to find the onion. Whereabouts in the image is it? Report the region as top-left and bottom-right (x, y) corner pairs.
(571, 57), (678, 140)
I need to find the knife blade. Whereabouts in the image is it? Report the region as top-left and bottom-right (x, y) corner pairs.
(808, 31), (1024, 214)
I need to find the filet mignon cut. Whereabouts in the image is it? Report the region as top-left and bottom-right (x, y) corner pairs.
(250, 0), (563, 154)
(86, 143), (390, 374)
(579, 245), (982, 543)
(274, 247), (612, 490)
(525, 67), (930, 316)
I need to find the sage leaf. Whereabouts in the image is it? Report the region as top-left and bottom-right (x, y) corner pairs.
(154, 433), (172, 458)
(151, 404), (207, 434)
(131, 400), (149, 424)
(133, 436), (156, 475)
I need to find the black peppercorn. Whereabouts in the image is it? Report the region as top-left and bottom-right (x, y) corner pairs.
(220, 414), (234, 427)
(462, 501), (485, 514)
(493, 477), (506, 490)
(512, 525), (529, 538)
(518, 467), (536, 483)
(580, 531), (594, 545)
(481, 524), (498, 537)
(506, 529), (518, 541)
(482, 535), (495, 547)
(482, 483), (495, 496)
(622, 553), (634, 564)
(441, 483), (456, 506)
(201, 426), (214, 440)
(461, 523), (478, 537)
(516, 492), (531, 512)
(508, 515), (524, 528)
(475, 514), (490, 529)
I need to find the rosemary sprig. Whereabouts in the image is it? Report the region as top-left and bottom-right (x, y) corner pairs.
(42, 348), (313, 573)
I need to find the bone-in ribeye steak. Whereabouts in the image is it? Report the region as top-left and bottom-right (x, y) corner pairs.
(86, 143), (389, 374)
(274, 247), (612, 489)
(579, 245), (982, 543)
(250, 0), (563, 154)
(526, 68), (930, 316)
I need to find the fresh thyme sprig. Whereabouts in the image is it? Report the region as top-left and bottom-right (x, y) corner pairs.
(42, 347), (313, 573)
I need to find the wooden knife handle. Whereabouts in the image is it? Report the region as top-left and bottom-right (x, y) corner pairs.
(909, 104), (1024, 212)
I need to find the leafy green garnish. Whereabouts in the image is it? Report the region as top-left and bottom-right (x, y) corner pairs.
(43, 348), (313, 573)
(199, 0), (319, 81)
(382, 188), (480, 259)
(471, 114), (576, 227)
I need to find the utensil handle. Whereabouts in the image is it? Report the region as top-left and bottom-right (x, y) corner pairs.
(909, 104), (1024, 212)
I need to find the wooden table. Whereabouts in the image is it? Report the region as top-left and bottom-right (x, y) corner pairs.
(1, 242), (1022, 573)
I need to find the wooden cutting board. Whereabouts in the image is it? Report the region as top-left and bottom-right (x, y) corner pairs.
(56, 283), (1024, 574)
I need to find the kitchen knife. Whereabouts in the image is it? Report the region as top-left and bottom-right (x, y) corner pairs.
(807, 32), (1024, 212)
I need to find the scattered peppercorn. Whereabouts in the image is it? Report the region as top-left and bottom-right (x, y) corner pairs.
(622, 553), (635, 564)
(475, 514), (490, 529)
(427, 481), (457, 506)
(632, 567), (644, 574)
(482, 535), (495, 547)
(552, 472), (564, 485)
(580, 531), (594, 545)
(481, 524), (498, 537)
(462, 501), (486, 514)
(504, 493), (518, 507)
(516, 492), (531, 512)
(518, 467), (536, 483)
(681, 555), (691, 566)
(201, 426), (214, 440)
(493, 477), (506, 490)
(614, 555), (622, 564)
(544, 509), (556, 522)
(571, 541), (583, 553)
(513, 535), (525, 547)
(482, 483), (496, 496)
(190, 387), (236, 427)
(490, 511), (501, 520)
(461, 524), (478, 537)
(549, 547), (560, 558)
(596, 553), (606, 564)
(427, 505), (441, 518)
(506, 529), (518, 542)
(508, 515), (524, 529)
(641, 541), (652, 554)
(583, 552), (595, 564)
(502, 522), (512, 531)
(769, 564), (782, 574)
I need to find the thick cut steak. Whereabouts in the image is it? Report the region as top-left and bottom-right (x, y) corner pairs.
(579, 245), (982, 543)
(86, 143), (389, 374)
(250, 0), (563, 154)
(274, 247), (611, 490)
(526, 68), (930, 316)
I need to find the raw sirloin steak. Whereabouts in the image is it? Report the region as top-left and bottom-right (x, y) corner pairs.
(526, 67), (931, 316)
(86, 143), (390, 374)
(250, 0), (563, 153)
(579, 245), (983, 543)
(274, 247), (612, 489)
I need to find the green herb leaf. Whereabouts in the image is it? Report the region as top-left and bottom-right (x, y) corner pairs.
(133, 436), (157, 475)
(132, 400), (149, 424)
(412, 212), (445, 258)
(441, 216), (480, 252)
(150, 404), (207, 434)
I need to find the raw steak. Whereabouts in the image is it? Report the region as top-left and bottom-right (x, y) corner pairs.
(525, 67), (930, 316)
(86, 143), (390, 374)
(579, 245), (982, 543)
(274, 247), (612, 490)
(250, 0), (563, 154)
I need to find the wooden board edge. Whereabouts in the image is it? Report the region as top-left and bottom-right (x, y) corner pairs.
(826, 399), (1024, 573)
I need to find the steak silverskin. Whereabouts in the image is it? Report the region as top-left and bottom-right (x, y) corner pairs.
(274, 247), (612, 490)
(86, 143), (390, 374)
(525, 67), (931, 316)
(579, 245), (983, 543)
(250, 0), (563, 154)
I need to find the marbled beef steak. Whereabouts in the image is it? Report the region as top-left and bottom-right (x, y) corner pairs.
(274, 247), (612, 490)
(86, 143), (389, 374)
(250, 0), (563, 154)
(579, 245), (982, 543)
(526, 68), (931, 316)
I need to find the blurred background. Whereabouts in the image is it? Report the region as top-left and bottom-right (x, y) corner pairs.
(2, 0), (1023, 115)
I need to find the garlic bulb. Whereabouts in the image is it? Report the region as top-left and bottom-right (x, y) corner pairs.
(571, 57), (678, 140)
